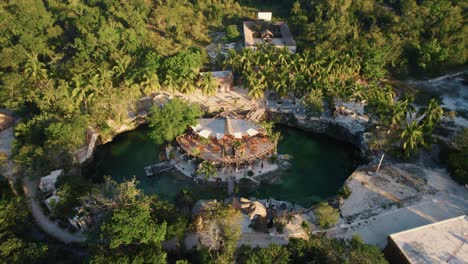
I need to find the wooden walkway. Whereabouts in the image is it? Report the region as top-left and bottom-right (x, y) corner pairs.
(144, 161), (174, 177)
(227, 177), (235, 196)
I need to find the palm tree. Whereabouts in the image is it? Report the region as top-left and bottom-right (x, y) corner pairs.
(246, 73), (266, 99)
(224, 49), (238, 71)
(199, 73), (217, 96)
(197, 161), (217, 179)
(400, 121), (425, 157)
(113, 54), (132, 81)
(98, 68), (114, 88)
(389, 100), (413, 130)
(420, 99), (444, 130)
(272, 69), (289, 101)
(277, 48), (291, 66)
(180, 71), (197, 94)
(71, 74), (95, 112)
(140, 73), (161, 95)
(163, 74), (177, 93)
(24, 53), (47, 82)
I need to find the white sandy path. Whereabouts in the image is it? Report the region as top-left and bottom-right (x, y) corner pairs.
(22, 177), (85, 244)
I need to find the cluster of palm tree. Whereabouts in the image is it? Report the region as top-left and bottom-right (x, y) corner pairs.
(161, 70), (218, 96)
(224, 44), (446, 158)
(224, 44), (364, 101)
(399, 98), (444, 156)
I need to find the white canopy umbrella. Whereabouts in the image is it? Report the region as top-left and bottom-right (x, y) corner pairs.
(234, 132), (243, 139)
(246, 128), (258, 136)
(216, 133), (224, 140)
(191, 123), (201, 132)
(198, 129), (212, 139)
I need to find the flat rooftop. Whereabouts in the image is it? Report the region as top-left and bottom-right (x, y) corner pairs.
(389, 215), (468, 264)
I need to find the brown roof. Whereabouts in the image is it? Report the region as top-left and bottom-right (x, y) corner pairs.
(0, 113), (14, 131)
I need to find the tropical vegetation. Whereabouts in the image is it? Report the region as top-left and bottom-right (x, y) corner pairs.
(0, 0), (465, 263)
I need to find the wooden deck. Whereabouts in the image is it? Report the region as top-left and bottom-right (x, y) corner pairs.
(176, 133), (276, 164)
(144, 161), (174, 177)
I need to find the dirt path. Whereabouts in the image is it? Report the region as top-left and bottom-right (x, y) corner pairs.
(22, 177), (85, 244)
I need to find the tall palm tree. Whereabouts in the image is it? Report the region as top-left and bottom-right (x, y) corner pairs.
(247, 73), (266, 99)
(163, 74), (177, 93)
(24, 53), (47, 82)
(98, 68), (114, 88)
(140, 73), (161, 95)
(199, 73), (217, 96)
(180, 71), (197, 94)
(400, 121), (425, 156)
(71, 74), (95, 112)
(113, 54), (132, 81)
(224, 49), (238, 71)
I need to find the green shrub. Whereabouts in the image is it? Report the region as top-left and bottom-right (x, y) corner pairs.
(225, 25), (240, 41)
(338, 186), (352, 199)
(314, 202), (340, 228)
(247, 170), (254, 177)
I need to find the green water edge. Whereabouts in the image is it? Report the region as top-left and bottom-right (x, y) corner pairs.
(84, 125), (361, 207)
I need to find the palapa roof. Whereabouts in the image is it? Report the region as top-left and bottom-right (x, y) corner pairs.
(191, 117), (260, 139)
(179, 118), (274, 164)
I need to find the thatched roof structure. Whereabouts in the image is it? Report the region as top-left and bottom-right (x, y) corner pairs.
(178, 118), (276, 164)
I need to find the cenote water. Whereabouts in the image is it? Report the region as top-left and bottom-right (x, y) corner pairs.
(86, 125), (360, 207)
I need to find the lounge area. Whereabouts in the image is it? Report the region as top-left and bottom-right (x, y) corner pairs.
(176, 117), (276, 164)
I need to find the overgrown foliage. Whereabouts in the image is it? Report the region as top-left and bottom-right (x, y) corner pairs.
(314, 202), (340, 228)
(0, 179), (48, 263)
(148, 98), (202, 145)
(446, 128), (468, 184)
(236, 234), (387, 264)
(288, 0), (465, 76)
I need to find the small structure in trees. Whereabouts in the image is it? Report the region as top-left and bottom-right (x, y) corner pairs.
(202, 70), (234, 93)
(243, 13), (296, 53)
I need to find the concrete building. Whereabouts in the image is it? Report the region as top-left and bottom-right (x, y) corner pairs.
(204, 70), (234, 92)
(385, 215), (468, 264)
(243, 19), (296, 53)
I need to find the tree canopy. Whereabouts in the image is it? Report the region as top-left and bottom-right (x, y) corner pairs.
(148, 98), (202, 145)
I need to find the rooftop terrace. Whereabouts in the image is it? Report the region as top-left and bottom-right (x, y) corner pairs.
(388, 215), (468, 264)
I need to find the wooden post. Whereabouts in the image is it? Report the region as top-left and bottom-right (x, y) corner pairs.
(376, 154), (384, 174)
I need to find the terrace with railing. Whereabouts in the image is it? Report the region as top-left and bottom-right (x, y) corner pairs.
(176, 131), (276, 164)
